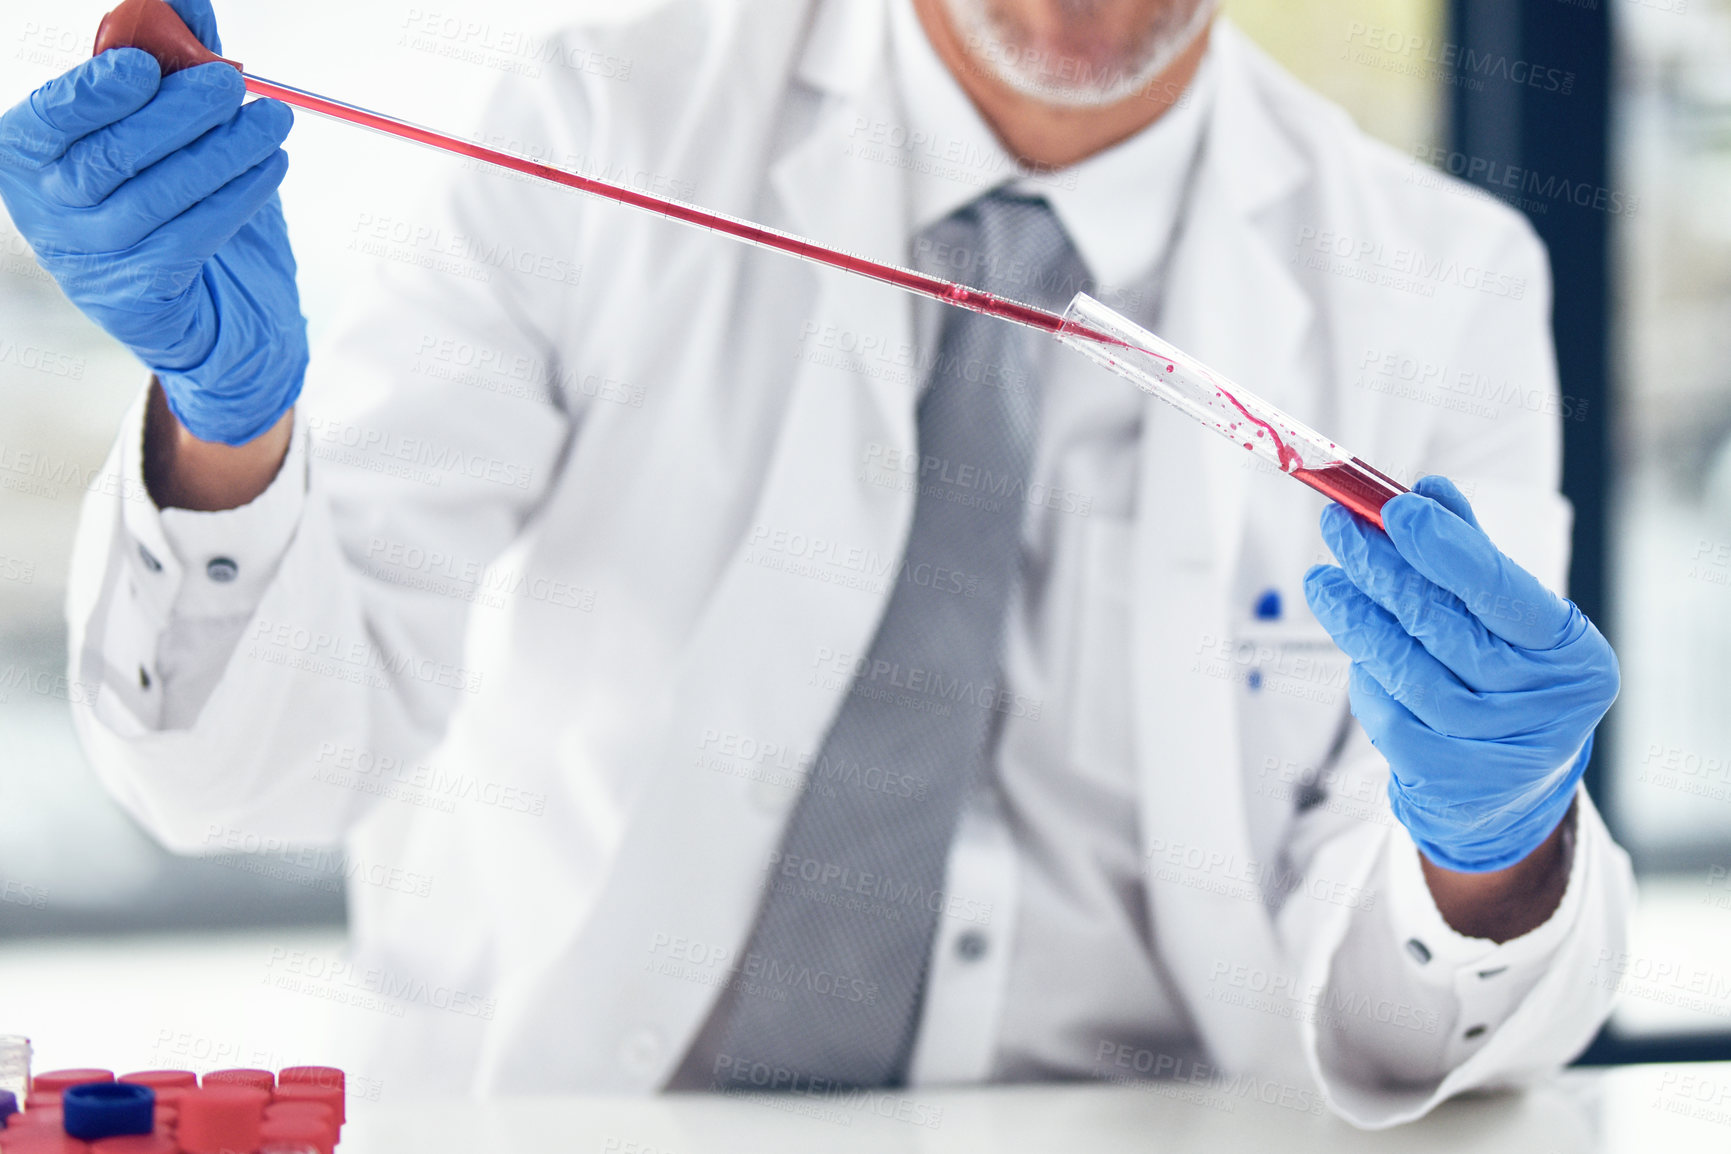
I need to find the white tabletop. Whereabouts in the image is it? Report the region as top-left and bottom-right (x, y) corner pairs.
(335, 1064), (1731, 1153)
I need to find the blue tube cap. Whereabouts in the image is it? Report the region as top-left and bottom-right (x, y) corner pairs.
(62, 1081), (155, 1140)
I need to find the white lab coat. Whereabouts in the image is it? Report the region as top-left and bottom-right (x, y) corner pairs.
(65, 0), (1633, 1128)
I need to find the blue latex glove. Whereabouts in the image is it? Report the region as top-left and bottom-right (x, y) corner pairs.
(1302, 476), (1618, 873)
(0, 0), (306, 446)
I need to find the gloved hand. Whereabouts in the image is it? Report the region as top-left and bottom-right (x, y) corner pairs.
(1302, 476), (1618, 873)
(0, 0), (306, 446)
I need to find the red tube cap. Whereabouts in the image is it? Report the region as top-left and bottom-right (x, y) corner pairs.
(262, 1103), (334, 1127)
(176, 1087), (267, 1154)
(88, 1132), (177, 1154)
(91, 0), (240, 76)
(116, 1073), (192, 1111)
(0, 1132), (91, 1153)
(273, 1069), (342, 1094)
(30, 1073), (113, 1096)
(268, 1084), (342, 1126)
(115, 1074), (196, 1092)
(201, 1070), (275, 1093)
(10, 1106), (62, 1130)
(259, 1117), (334, 1154)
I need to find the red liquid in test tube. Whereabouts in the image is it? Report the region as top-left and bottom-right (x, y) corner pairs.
(1057, 296), (1408, 528)
(1292, 460), (1407, 526)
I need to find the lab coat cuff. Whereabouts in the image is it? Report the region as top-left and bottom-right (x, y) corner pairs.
(1316, 787), (1624, 1129)
(1384, 793), (1586, 981)
(155, 415), (309, 621)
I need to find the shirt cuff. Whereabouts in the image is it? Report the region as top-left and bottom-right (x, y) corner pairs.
(1382, 791), (1587, 1061)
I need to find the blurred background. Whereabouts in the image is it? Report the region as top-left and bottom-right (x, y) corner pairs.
(0, 0), (1722, 1078)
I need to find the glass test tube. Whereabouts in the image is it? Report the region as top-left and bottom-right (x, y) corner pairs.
(1055, 294), (1407, 528)
(0, 1035), (31, 1103)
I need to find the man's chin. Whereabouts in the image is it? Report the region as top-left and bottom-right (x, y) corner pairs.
(941, 0), (1215, 110)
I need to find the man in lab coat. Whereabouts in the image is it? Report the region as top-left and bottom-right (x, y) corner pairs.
(0, 0), (1631, 1128)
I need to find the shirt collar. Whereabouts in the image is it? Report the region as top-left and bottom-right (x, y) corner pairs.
(886, 0), (1217, 292)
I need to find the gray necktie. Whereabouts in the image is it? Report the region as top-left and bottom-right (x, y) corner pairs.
(690, 190), (1084, 1089)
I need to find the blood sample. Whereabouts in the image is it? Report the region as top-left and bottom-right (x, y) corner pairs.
(89, 0), (1410, 527)
(1056, 294), (1407, 528)
(1291, 459), (1410, 526)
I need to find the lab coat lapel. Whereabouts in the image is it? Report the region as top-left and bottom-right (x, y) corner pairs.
(1131, 23), (1315, 1079)
(480, 1), (925, 1092)
(767, 1), (927, 452)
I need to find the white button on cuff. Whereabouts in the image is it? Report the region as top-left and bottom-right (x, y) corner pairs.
(206, 557), (239, 583)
